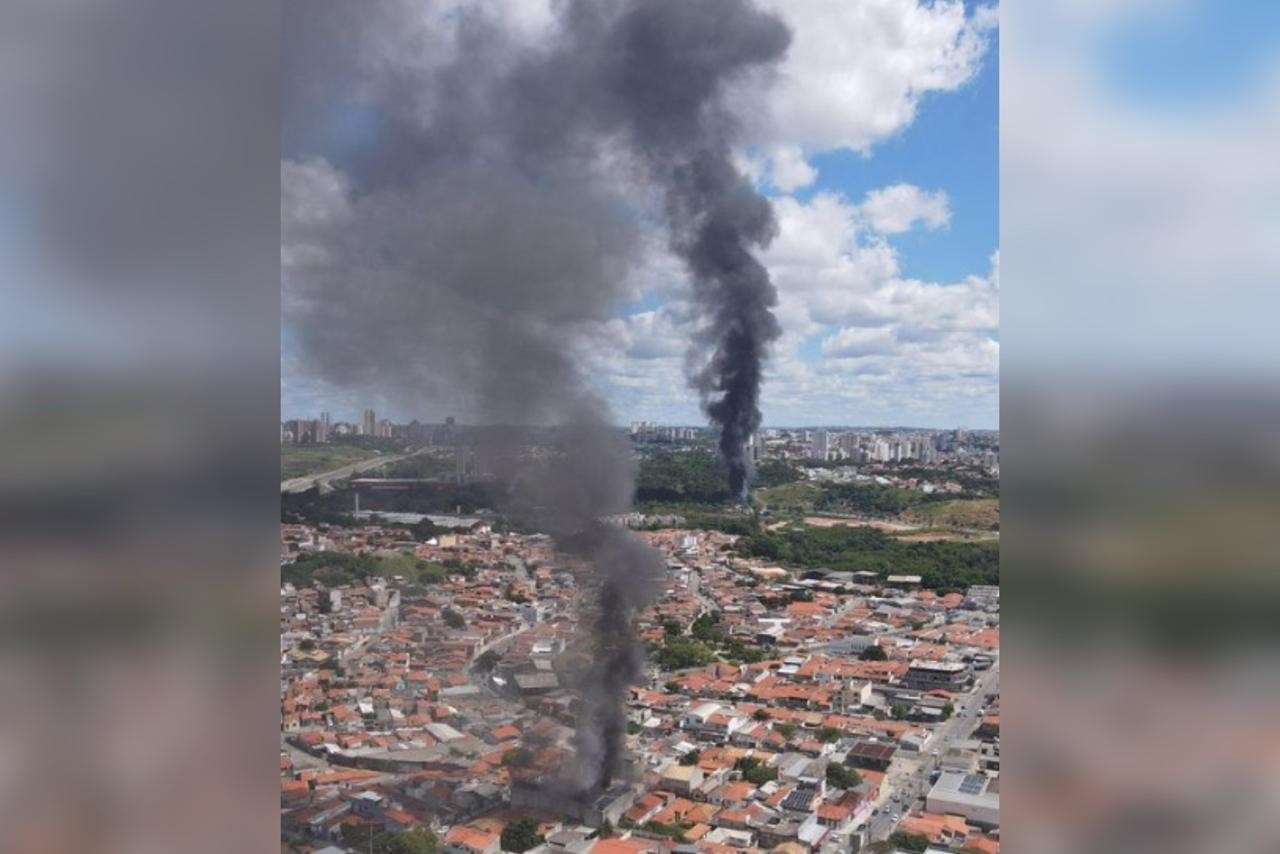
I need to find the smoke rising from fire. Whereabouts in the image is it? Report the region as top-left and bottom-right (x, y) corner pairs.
(284, 0), (790, 790)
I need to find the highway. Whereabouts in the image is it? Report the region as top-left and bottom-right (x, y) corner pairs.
(863, 663), (1000, 843)
(280, 447), (425, 494)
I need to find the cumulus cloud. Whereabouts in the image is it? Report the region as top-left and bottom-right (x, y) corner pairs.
(764, 191), (997, 423)
(822, 326), (897, 358)
(859, 183), (951, 234)
(767, 145), (818, 192)
(735, 0), (997, 157)
(582, 185), (998, 425)
(1003, 0), (1279, 377)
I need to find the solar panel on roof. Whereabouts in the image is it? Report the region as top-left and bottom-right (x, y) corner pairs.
(782, 790), (816, 811)
(957, 775), (987, 795)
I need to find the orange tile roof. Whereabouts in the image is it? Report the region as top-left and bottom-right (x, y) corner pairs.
(444, 825), (499, 852)
(591, 838), (658, 854)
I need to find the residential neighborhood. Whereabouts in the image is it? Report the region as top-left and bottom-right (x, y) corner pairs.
(281, 521), (999, 854)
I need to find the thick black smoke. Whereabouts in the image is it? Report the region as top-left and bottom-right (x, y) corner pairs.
(283, 0), (789, 791)
(516, 0), (790, 498)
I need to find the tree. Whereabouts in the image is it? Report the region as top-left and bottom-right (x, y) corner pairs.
(825, 763), (862, 790)
(942, 701), (955, 720)
(596, 820), (614, 839)
(891, 703), (911, 721)
(775, 723), (797, 740)
(411, 518), (440, 542)
(655, 638), (716, 670)
(680, 749), (701, 766)
(817, 726), (842, 743)
(889, 831), (929, 853)
(860, 644), (888, 661)
(753, 709), (771, 721)
(690, 611), (723, 642)
(475, 650), (501, 671)
(443, 608), (466, 629)
(734, 756), (777, 785)
(501, 818), (544, 854)
(662, 620), (683, 638)
(298, 638), (316, 651)
(344, 824), (437, 854)
(387, 828), (439, 854)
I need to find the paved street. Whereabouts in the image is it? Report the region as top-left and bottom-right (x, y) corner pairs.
(862, 663), (999, 843)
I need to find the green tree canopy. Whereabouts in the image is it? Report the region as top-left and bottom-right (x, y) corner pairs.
(501, 818), (544, 854)
(825, 763), (863, 790)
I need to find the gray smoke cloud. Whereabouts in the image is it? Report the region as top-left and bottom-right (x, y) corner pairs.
(284, 0), (790, 790)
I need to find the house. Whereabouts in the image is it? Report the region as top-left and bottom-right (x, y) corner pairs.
(660, 763), (704, 796)
(350, 790), (386, 818)
(846, 740), (896, 771)
(514, 672), (560, 695)
(681, 702), (722, 731)
(443, 824), (500, 854)
(899, 811), (973, 848)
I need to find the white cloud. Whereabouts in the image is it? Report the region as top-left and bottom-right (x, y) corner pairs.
(822, 326), (897, 358)
(858, 183), (951, 234)
(583, 187), (999, 426)
(736, 0), (997, 155)
(1002, 1), (1280, 377)
(767, 145), (818, 192)
(762, 190), (998, 423)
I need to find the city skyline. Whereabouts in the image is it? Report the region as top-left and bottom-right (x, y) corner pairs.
(282, 408), (998, 434)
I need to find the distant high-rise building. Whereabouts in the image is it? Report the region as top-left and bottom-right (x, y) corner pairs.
(316, 411), (330, 443)
(812, 429), (829, 460)
(455, 440), (469, 483)
(362, 408), (376, 436)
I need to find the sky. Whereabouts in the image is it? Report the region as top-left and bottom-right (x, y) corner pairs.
(1002, 0), (1280, 387)
(281, 0), (1001, 429)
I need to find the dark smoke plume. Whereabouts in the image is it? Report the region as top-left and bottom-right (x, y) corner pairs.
(283, 0), (789, 791)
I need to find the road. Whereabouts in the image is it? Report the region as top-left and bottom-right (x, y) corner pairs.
(280, 446), (424, 494)
(687, 566), (718, 616)
(863, 663), (1000, 843)
(281, 734), (330, 771)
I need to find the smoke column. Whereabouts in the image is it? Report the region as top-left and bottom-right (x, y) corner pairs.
(543, 0), (791, 499)
(283, 0), (790, 792)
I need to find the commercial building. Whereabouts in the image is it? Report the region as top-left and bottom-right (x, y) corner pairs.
(903, 659), (973, 692)
(926, 771), (999, 828)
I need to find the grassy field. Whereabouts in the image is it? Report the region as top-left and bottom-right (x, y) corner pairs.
(281, 445), (381, 481)
(753, 480), (826, 513)
(904, 498), (1000, 531)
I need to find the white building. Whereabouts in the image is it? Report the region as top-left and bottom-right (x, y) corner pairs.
(926, 771), (1000, 828)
